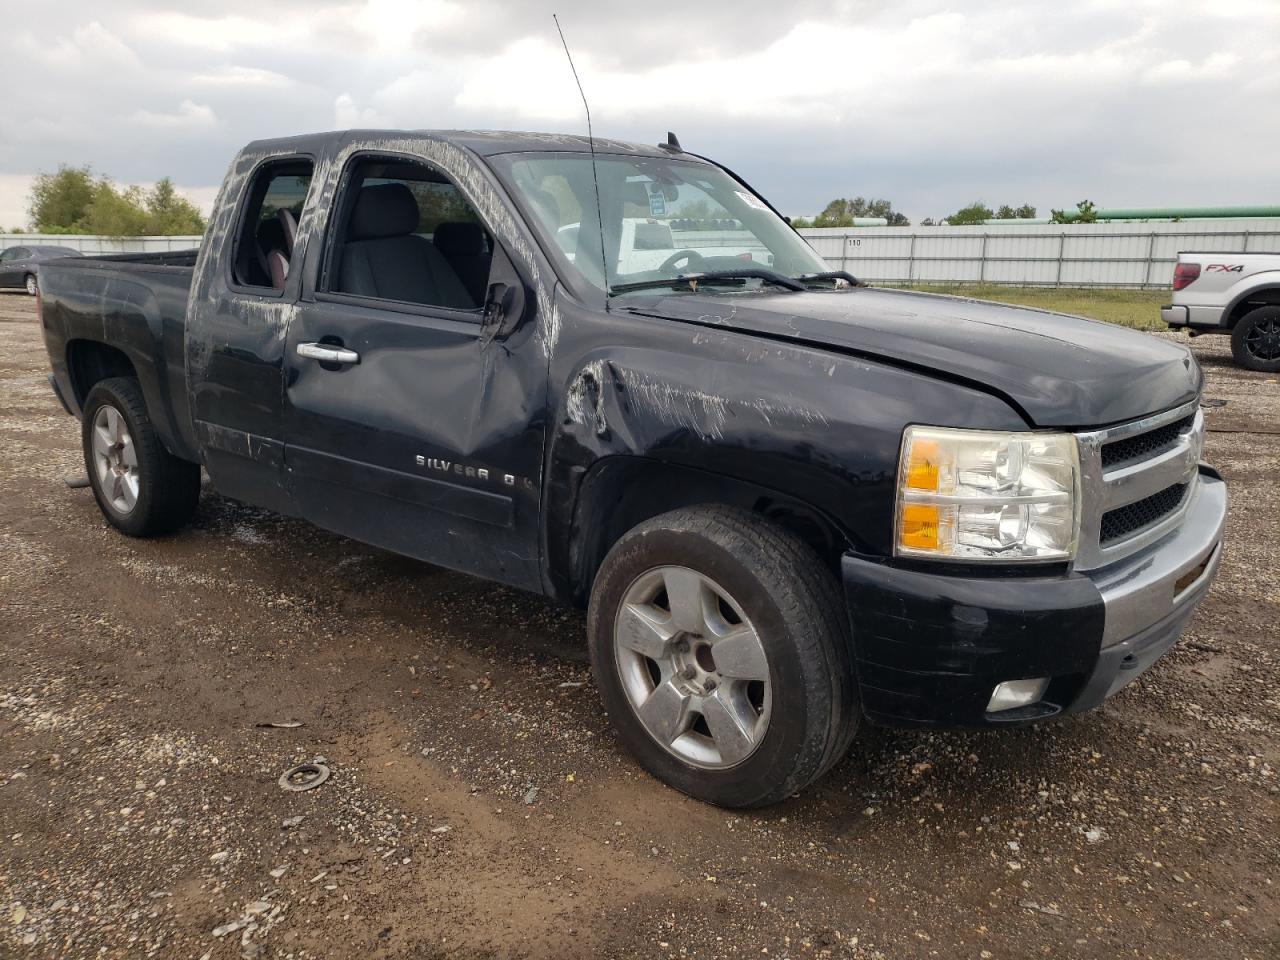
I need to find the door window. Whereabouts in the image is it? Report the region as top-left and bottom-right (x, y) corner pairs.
(232, 160), (314, 290)
(322, 157), (493, 313)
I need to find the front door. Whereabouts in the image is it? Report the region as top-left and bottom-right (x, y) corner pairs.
(282, 150), (547, 592)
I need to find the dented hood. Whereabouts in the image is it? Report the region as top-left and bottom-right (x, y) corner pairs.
(623, 286), (1200, 428)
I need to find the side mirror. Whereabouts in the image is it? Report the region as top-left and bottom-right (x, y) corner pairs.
(482, 281), (526, 343)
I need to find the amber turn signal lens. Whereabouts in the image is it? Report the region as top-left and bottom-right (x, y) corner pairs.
(905, 438), (940, 491)
(899, 504), (941, 550)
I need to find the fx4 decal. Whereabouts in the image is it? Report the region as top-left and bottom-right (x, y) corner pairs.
(1205, 264), (1244, 273)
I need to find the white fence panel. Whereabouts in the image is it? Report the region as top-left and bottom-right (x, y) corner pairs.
(7, 220), (1280, 289)
(0, 233), (203, 255)
(799, 219), (1280, 288)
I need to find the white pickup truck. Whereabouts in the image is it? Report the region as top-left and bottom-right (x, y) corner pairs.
(1162, 252), (1280, 371)
(557, 217), (774, 275)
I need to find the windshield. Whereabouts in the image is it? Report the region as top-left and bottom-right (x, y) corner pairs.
(490, 152), (828, 297)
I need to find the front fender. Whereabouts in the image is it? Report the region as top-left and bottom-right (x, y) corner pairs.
(540, 294), (1027, 598)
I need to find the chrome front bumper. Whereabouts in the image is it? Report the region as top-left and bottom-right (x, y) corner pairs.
(1091, 467), (1226, 648)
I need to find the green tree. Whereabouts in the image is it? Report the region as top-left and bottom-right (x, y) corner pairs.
(810, 196), (909, 227)
(1050, 199), (1098, 224)
(145, 178), (206, 235)
(995, 203), (1037, 219)
(86, 182), (150, 236)
(26, 165), (207, 235)
(29, 165), (97, 233)
(944, 202), (994, 225)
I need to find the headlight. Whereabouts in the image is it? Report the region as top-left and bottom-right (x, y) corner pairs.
(895, 426), (1080, 562)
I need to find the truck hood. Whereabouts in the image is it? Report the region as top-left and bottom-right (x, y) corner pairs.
(622, 287), (1199, 427)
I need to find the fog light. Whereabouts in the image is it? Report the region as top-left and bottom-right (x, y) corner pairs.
(986, 678), (1049, 713)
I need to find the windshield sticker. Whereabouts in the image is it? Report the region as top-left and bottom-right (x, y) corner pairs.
(735, 190), (769, 211)
(648, 189), (667, 217)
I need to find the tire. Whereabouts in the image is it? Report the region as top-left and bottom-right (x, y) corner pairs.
(24, 274), (37, 296)
(81, 377), (201, 537)
(587, 505), (859, 808)
(1230, 305), (1280, 373)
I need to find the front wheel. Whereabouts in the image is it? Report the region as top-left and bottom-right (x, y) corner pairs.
(24, 274), (37, 296)
(81, 377), (201, 537)
(587, 505), (859, 808)
(1231, 306), (1280, 372)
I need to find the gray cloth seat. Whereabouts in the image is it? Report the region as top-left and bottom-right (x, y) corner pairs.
(433, 221), (491, 305)
(337, 183), (476, 309)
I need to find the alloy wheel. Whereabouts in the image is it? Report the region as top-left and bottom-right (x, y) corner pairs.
(91, 404), (140, 514)
(613, 565), (771, 769)
(1244, 318), (1280, 362)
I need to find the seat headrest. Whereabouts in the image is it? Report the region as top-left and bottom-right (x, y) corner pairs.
(433, 221), (486, 258)
(349, 183), (420, 240)
(278, 208), (298, 254)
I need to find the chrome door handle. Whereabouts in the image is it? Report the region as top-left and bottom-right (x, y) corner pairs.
(297, 342), (359, 365)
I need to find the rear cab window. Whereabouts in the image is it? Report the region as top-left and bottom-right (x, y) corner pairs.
(232, 159), (314, 291)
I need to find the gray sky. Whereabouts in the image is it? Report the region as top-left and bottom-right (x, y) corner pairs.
(1, 1), (1276, 228)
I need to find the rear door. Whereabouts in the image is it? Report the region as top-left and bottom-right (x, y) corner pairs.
(186, 153), (315, 515)
(281, 147), (548, 592)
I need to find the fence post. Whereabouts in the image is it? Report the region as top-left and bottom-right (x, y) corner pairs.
(1146, 232), (1157, 289)
(979, 233), (988, 283)
(1243, 229), (1251, 253)
(907, 233), (916, 285)
(1055, 234), (1066, 287)
(840, 234), (850, 275)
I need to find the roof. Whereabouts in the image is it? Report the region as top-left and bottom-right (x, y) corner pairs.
(243, 129), (702, 161)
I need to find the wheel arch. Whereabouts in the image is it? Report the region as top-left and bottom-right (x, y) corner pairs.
(66, 339), (139, 410)
(563, 455), (853, 607)
(1224, 282), (1280, 328)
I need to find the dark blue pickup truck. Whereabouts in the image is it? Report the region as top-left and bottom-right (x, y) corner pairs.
(37, 130), (1226, 807)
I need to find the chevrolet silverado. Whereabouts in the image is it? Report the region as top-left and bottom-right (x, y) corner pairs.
(37, 130), (1227, 807)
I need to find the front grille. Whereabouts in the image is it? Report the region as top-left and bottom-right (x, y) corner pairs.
(1100, 483), (1188, 544)
(1101, 414), (1194, 469)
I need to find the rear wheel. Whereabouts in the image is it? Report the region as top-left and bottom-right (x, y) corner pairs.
(588, 505), (859, 808)
(24, 274), (37, 296)
(1231, 306), (1280, 372)
(81, 377), (201, 537)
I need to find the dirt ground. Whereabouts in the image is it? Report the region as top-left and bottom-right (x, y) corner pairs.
(1, 292), (1276, 960)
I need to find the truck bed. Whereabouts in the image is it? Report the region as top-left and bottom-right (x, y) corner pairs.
(38, 252), (200, 462)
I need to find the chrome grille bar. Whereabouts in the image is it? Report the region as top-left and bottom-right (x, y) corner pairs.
(1074, 398), (1204, 571)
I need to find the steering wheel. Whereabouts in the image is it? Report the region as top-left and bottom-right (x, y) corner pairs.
(658, 249), (708, 274)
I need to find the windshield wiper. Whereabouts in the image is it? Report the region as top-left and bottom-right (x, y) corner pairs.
(609, 268), (807, 296)
(794, 270), (862, 287)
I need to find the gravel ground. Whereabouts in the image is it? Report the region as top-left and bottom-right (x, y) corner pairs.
(0, 293), (1276, 960)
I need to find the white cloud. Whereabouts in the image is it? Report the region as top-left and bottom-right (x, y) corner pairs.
(129, 100), (219, 129)
(334, 94), (390, 129)
(0, 175), (36, 230)
(12, 21), (141, 69)
(1, 1), (1277, 225)
(1143, 52), (1240, 84)
(192, 65), (295, 88)
(129, 12), (297, 51)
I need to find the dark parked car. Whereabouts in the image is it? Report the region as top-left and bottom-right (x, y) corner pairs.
(0, 245), (82, 294)
(35, 130), (1225, 808)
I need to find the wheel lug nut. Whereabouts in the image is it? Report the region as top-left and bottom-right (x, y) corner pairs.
(681, 666), (696, 681)
(675, 639), (689, 653)
(703, 678), (717, 692)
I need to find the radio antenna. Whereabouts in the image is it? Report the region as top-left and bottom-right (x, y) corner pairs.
(553, 14), (610, 308)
